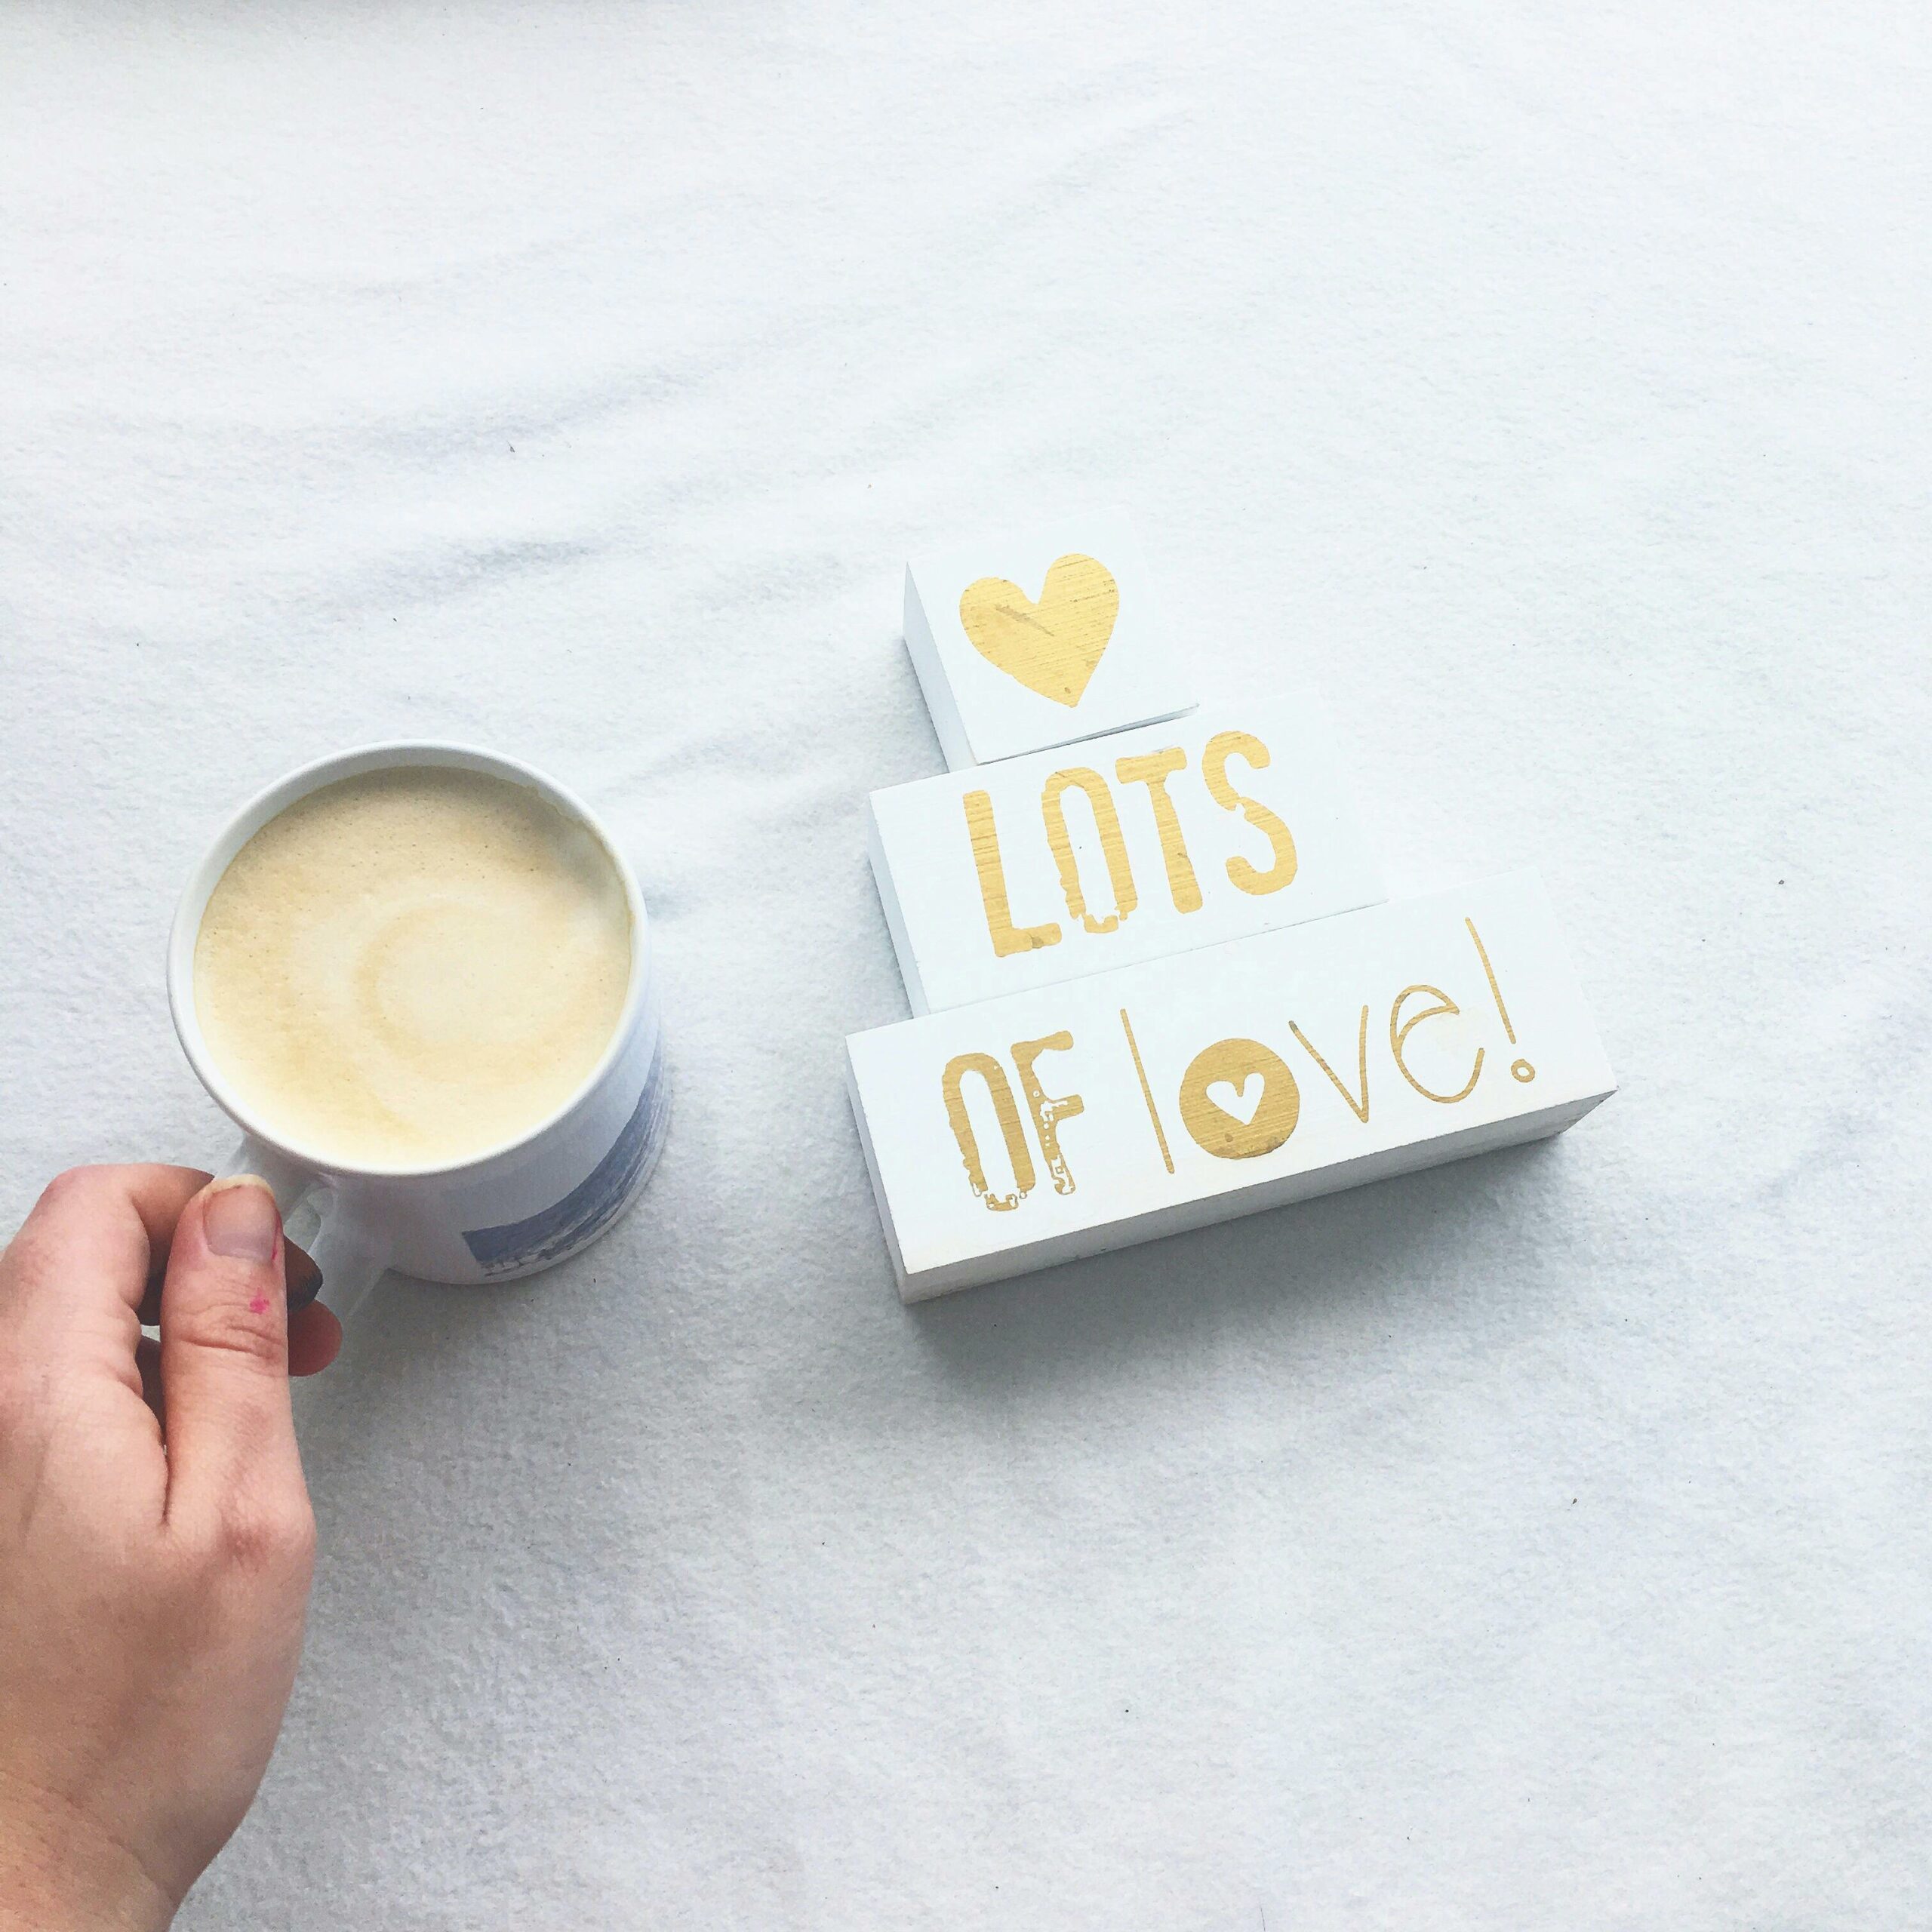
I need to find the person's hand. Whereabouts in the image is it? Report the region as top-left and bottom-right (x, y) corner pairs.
(0, 1167), (342, 1931)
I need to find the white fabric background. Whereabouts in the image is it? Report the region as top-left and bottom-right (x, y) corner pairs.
(4, 4), (1928, 1924)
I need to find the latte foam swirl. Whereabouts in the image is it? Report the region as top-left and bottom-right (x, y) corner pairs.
(195, 765), (632, 1168)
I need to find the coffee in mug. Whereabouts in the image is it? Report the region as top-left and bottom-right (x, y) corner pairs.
(169, 744), (668, 1318)
(195, 765), (632, 1170)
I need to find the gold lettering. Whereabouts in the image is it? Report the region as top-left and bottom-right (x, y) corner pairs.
(1118, 1007), (1175, 1174)
(963, 789), (1060, 958)
(1011, 1032), (1085, 1195)
(1114, 748), (1202, 913)
(941, 1052), (1036, 1211)
(1201, 731), (1297, 896)
(1041, 768), (1137, 935)
(1177, 1036), (1300, 1159)
(1389, 985), (1483, 1105)
(1291, 1008), (1371, 1123)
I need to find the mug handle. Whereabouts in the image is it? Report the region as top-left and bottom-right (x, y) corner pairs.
(217, 1137), (389, 1324)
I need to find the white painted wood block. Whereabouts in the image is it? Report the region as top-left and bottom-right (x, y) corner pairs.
(903, 509), (1198, 769)
(845, 872), (1615, 1300)
(868, 698), (1386, 1014)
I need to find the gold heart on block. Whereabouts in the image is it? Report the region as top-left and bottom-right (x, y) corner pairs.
(958, 553), (1120, 708)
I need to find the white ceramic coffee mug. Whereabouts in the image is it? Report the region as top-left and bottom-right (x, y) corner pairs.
(168, 743), (669, 1320)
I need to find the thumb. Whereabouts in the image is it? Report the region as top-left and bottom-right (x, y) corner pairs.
(158, 1176), (307, 1535)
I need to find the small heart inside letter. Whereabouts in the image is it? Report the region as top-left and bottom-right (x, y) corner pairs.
(1205, 1075), (1263, 1124)
(958, 553), (1119, 708)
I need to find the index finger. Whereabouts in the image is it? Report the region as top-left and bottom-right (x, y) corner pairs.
(0, 1164), (211, 1383)
(4, 1163), (211, 1315)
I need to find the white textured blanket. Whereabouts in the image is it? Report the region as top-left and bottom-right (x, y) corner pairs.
(3, 4), (1927, 1924)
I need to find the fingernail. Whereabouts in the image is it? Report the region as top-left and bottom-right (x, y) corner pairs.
(204, 1176), (281, 1263)
(285, 1239), (324, 1309)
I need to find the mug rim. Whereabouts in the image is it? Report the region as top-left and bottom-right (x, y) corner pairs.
(167, 740), (652, 1183)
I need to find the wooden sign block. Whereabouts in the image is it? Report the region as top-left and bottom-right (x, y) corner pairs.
(845, 872), (1615, 1300)
(904, 509), (1198, 769)
(868, 699), (1386, 1014)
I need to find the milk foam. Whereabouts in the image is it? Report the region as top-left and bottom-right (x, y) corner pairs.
(195, 765), (632, 1168)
